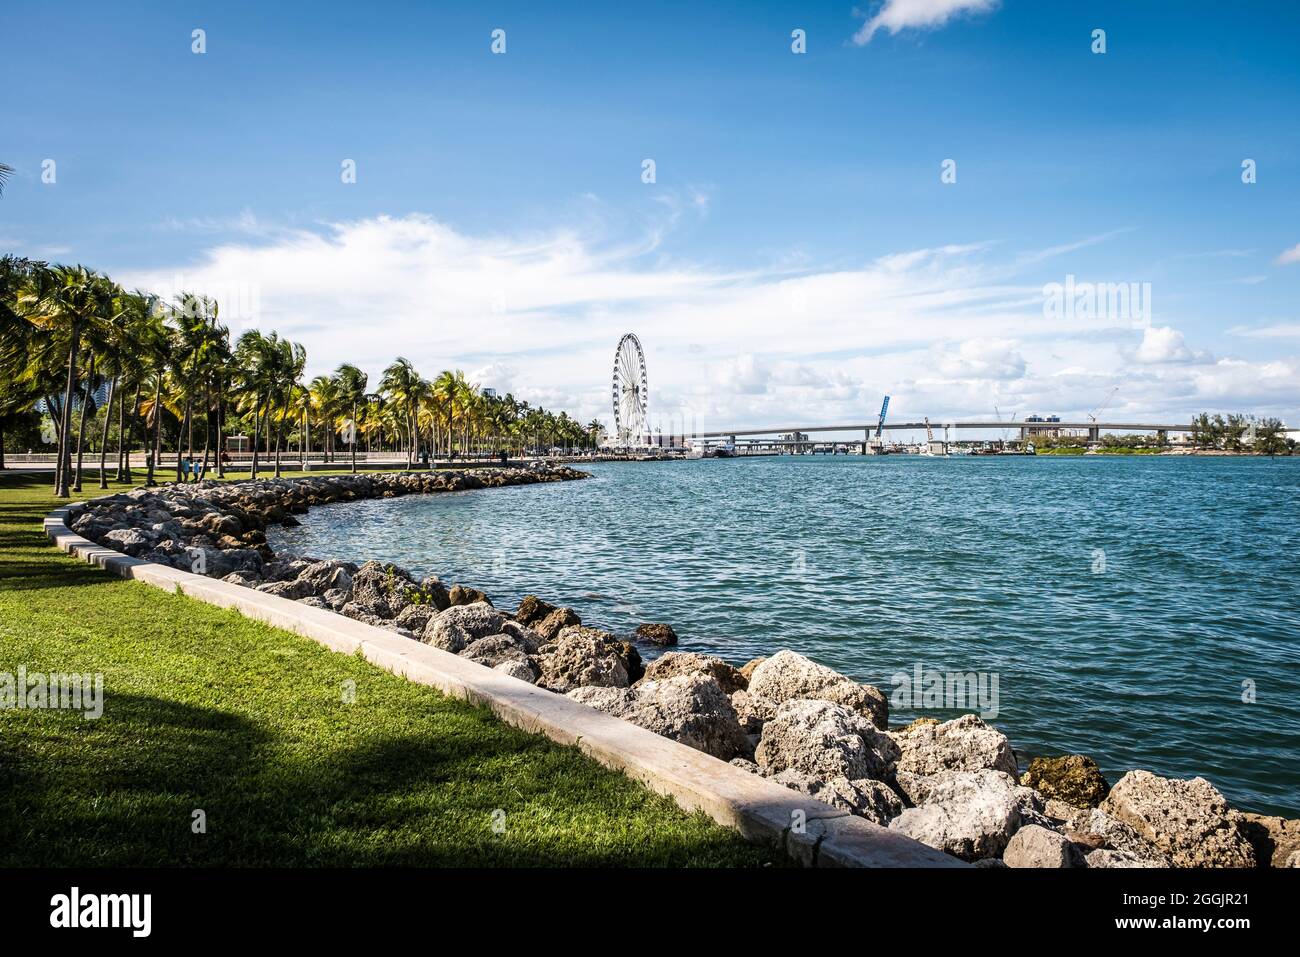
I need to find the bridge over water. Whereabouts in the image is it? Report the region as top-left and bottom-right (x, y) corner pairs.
(686, 420), (1192, 444)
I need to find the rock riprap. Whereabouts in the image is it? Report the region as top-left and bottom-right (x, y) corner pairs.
(1100, 770), (1256, 868)
(568, 673), (750, 761)
(65, 468), (1293, 868)
(746, 650), (889, 728)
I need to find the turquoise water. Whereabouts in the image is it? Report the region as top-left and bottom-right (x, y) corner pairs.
(270, 456), (1300, 816)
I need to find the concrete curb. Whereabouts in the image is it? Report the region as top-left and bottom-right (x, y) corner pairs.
(44, 500), (964, 869)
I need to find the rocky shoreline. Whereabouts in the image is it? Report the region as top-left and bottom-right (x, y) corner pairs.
(64, 469), (1298, 868)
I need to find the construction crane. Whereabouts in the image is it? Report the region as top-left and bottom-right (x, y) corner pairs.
(1088, 387), (1119, 422)
(922, 417), (945, 456)
(995, 405), (1015, 442)
(866, 395), (891, 453)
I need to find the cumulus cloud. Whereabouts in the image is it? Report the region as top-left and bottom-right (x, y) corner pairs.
(853, 0), (998, 45)
(934, 338), (1027, 379)
(1134, 326), (1194, 364)
(117, 213), (1299, 432)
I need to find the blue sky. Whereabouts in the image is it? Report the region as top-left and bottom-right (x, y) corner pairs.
(4, 0), (1300, 432)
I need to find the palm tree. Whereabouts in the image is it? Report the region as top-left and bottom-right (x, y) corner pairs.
(270, 337), (306, 477)
(108, 291), (155, 482)
(0, 163), (13, 196)
(309, 374), (341, 464)
(380, 357), (423, 467)
(333, 363), (368, 473)
(132, 298), (170, 486)
(233, 330), (275, 478)
(0, 256), (49, 470)
(18, 265), (115, 497)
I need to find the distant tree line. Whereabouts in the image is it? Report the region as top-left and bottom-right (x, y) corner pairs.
(1190, 413), (1291, 455)
(0, 256), (605, 494)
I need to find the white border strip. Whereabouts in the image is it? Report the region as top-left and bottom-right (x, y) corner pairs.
(45, 501), (963, 868)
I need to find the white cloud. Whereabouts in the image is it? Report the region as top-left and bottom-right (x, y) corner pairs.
(117, 213), (1300, 432)
(853, 0), (998, 45)
(1228, 323), (1300, 339)
(1275, 243), (1300, 265)
(1134, 326), (1194, 364)
(934, 338), (1026, 379)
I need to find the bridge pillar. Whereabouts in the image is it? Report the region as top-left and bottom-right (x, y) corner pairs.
(1156, 429), (1167, 445)
(1088, 426), (1099, 442)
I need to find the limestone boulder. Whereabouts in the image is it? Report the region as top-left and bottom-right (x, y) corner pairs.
(514, 594), (556, 626)
(635, 623), (678, 647)
(1062, 806), (1170, 866)
(891, 714), (1018, 778)
(1100, 770), (1255, 868)
(339, 602), (391, 629)
(349, 561), (422, 618)
(393, 602), (439, 635)
(1003, 824), (1085, 868)
(1021, 754), (1109, 808)
(416, 576), (451, 611)
(461, 634), (535, 675)
(447, 583), (490, 607)
(535, 625), (630, 693)
(255, 578), (318, 600)
(754, 698), (899, 783)
(567, 673), (749, 760)
(492, 659), (538, 683)
(746, 650), (887, 728)
(887, 769), (1035, 862)
(637, 651), (746, 694)
(534, 606), (580, 641)
(423, 602), (506, 654)
(770, 770), (904, 825)
(101, 527), (154, 557)
(295, 559), (355, 596)
(1241, 813), (1300, 869)
(730, 689), (777, 735)
(1085, 849), (1168, 868)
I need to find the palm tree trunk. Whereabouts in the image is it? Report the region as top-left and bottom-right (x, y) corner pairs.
(175, 398), (191, 483)
(122, 383), (140, 482)
(274, 402), (286, 477)
(216, 388), (225, 478)
(73, 353), (95, 493)
(251, 395), (262, 479)
(200, 380), (212, 473)
(98, 373), (118, 488)
(55, 323), (80, 497)
(350, 402), (358, 473)
(149, 375), (164, 487)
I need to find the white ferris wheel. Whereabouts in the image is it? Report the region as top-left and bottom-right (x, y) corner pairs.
(611, 333), (648, 446)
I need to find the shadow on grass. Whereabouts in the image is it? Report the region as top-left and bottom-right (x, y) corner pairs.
(0, 691), (761, 868)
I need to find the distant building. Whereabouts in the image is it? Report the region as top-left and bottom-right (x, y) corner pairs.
(481, 387), (498, 399)
(35, 380), (114, 416)
(1023, 414), (1063, 437)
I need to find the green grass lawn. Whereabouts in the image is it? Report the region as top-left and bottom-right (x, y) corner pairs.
(0, 469), (778, 867)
